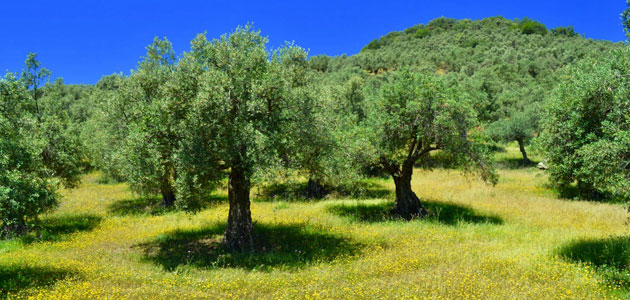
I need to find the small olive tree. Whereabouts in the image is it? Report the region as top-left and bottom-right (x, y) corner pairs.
(361, 70), (496, 219)
(487, 107), (539, 164)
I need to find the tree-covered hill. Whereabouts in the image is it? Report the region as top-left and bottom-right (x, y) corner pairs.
(312, 16), (621, 122)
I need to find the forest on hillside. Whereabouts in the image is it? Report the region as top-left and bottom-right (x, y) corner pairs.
(2, 12), (630, 300)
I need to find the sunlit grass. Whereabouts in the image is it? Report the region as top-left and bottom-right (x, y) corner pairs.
(1, 145), (628, 299)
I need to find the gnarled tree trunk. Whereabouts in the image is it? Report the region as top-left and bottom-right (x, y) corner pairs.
(305, 177), (327, 199)
(160, 178), (176, 207)
(224, 164), (254, 252)
(391, 163), (428, 220)
(1, 219), (27, 239)
(517, 139), (531, 165)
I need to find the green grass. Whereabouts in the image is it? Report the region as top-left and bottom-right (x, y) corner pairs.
(0, 144), (628, 299)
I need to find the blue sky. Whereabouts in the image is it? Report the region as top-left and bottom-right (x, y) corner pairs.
(1, 0), (627, 84)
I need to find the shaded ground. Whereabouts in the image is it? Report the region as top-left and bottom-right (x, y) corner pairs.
(558, 236), (630, 288)
(138, 223), (364, 272)
(20, 214), (102, 244)
(256, 180), (392, 202)
(109, 194), (227, 216)
(0, 265), (72, 298)
(328, 200), (503, 225)
(549, 183), (624, 203)
(495, 157), (538, 169)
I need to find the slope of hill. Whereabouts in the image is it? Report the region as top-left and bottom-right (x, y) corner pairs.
(311, 16), (622, 121)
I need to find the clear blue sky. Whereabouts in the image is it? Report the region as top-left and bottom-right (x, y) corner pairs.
(1, 0), (627, 84)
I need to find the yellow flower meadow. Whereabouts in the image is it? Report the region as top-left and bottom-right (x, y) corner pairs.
(0, 145), (626, 299)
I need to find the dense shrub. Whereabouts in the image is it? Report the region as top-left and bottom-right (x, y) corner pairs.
(539, 48), (630, 199)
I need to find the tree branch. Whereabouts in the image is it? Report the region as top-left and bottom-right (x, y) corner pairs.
(413, 146), (438, 161)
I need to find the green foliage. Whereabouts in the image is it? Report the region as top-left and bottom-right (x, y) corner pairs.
(427, 17), (457, 31)
(487, 111), (536, 145)
(623, 0), (630, 40)
(487, 107), (539, 162)
(362, 38), (386, 52)
(81, 74), (128, 182)
(324, 16), (619, 131)
(551, 26), (578, 37)
(87, 38), (180, 203)
(283, 83), (359, 191)
(404, 24), (432, 39)
(124, 37), (178, 201)
(173, 26), (312, 210)
(517, 17), (548, 35)
(308, 55), (331, 72)
(539, 48), (630, 199)
(413, 27), (432, 39)
(1, 54), (84, 238)
(361, 69), (496, 183)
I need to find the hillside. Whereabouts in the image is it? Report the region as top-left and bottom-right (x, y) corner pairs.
(311, 16), (622, 121)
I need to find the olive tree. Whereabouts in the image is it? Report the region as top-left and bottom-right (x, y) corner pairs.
(487, 107), (539, 164)
(539, 49), (630, 199)
(175, 26), (311, 251)
(82, 74), (129, 182)
(95, 38), (179, 206)
(1, 54), (82, 238)
(291, 80), (365, 198)
(362, 70), (496, 219)
(0, 74), (55, 238)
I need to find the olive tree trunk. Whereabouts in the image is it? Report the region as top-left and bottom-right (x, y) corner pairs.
(1, 219), (27, 239)
(391, 163), (428, 220)
(160, 179), (176, 207)
(517, 139), (531, 164)
(305, 177), (327, 199)
(224, 164), (254, 252)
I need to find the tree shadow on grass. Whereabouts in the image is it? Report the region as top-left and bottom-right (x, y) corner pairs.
(558, 236), (630, 288)
(255, 181), (392, 202)
(549, 183), (624, 204)
(137, 223), (364, 272)
(495, 157), (538, 170)
(327, 200), (503, 225)
(108, 194), (227, 216)
(0, 265), (72, 298)
(20, 214), (102, 244)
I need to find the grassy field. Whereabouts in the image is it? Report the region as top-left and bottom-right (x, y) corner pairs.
(1, 145), (629, 299)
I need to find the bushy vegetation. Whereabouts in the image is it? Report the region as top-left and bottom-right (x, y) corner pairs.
(1, 54), (86, 239)
(539, 48), (630, 200)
